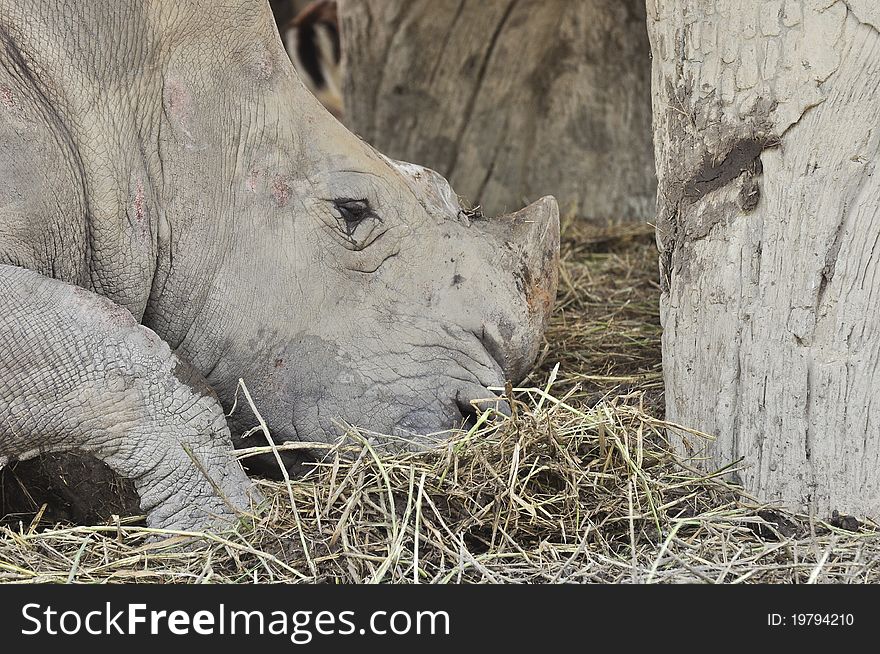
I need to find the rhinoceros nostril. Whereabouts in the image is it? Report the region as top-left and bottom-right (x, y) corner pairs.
(455, 392), (480, 425)
(455, 389), (511, 430)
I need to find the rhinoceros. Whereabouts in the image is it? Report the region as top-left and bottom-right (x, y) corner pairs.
(0, 0), (559, 531)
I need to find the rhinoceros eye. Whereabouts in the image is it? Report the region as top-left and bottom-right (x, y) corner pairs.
(333, 198), (378, 239)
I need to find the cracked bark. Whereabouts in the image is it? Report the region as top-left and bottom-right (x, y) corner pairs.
(837, 0), (880, 34)
(650, 0), (880, 517)
(338, 0), (655, 220)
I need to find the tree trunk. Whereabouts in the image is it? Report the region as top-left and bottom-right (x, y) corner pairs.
(649, 0), (880, 517)
(339, 0), (655, 221)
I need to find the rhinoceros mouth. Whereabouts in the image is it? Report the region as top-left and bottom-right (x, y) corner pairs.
(384, 382), (509, 444)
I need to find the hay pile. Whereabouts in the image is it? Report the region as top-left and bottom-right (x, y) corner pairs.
(1, 220), (878, 584)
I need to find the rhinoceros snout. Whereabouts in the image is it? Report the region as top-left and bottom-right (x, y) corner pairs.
(386, 155), (559, 385)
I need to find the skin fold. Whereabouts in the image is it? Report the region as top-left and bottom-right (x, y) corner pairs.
(0, 0), (559, 530)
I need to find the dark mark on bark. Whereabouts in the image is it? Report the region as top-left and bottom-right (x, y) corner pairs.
(817, 269), (831, 309)
(683, 137), (772, 209)
(817, 203), (851, 308)
(659, 135), (778, 294)
(738, 173), (762, 212)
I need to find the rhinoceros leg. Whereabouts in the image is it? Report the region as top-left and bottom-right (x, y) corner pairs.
(0, 264), (259, 531)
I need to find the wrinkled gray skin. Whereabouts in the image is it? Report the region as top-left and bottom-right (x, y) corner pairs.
(0, 0), (559, 531)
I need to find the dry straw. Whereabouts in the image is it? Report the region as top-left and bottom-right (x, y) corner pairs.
(1, 220), (877, 583)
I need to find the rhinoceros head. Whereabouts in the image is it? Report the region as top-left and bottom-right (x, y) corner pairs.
(232, 96), (559, 461)
(120, 3), (562, 466)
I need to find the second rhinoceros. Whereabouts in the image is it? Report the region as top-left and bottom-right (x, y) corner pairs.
(0, 0), (559, 530)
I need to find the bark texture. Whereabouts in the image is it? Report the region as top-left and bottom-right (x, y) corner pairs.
(649, 0), (880, 517)
(339, 0), (656, 220)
